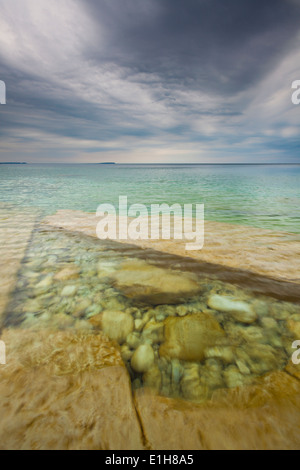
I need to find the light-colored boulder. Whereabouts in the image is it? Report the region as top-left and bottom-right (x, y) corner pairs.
(61, 285), (77, 297)
(113, 260), (200, 305)
(131, 344), (155, 373)
(208, 294), (257, 324)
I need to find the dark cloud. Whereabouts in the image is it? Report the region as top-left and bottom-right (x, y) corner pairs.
(0, 0), (299, 162)
(85, 0), (300, 93)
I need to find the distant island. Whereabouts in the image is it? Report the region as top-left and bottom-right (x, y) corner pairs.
(0, 162), (27, 165)
(99, 162), (116, 165)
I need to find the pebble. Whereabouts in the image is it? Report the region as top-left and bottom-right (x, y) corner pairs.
(73, 298), (92, 317)
(236, 359), (251, 375)
(223, 366), (247, 388)
(260, 317), (278, 330)
(134, 319), (144, 331)
(54, 266), (80, 281)
(270, 303), (290, 320)
(126, 332), (141, 350)
(207, 294), (257, 324)
(37, 274), (54, 286)
(204, 346), (235, 364)
(142, 320), (164, 344)
(121, 344), (134, 362)
(61, 285), (77, 297)
(287, 319), (300, 338)
(176, 306), (188, 317)
(102, 310), (134, 344)
(131, 344), (155, 373)
(143, 366), (162, 391)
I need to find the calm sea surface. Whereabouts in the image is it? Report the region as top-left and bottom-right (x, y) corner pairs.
(1, 164), (300, 406)
(0, 163), (299, 232)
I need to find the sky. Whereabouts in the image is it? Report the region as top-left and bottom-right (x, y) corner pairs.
(0, 0), (299, 163)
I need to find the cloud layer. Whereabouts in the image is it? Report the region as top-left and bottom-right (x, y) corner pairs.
(0, 0), (299, 162)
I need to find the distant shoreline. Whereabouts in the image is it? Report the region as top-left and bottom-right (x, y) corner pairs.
(1, 162), (299, 166)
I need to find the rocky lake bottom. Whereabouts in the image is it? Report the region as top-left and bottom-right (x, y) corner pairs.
(4, 223), (300, 404)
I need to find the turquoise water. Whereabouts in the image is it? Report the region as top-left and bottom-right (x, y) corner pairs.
(0, 163), (299, 232)
(1, 164), (300, 406)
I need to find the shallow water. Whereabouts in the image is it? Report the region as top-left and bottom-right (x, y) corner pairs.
(4, 223), (300, 403)
(0, 163), (300, 232)
(1, 165), (300, 449)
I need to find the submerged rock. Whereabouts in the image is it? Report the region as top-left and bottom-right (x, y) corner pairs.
(199, 361), (224, 391)
(143, 365), (162, 391)
(126, 332), (141, 350)
(141, 320), (165, 344)
(134, 371), (300, 450)
(134, 319), (145, 331)
(73, 298), (92, 318)
(53, 313), (75, 329)
(287, 319), (300, 338)
(181, 364), (208, 401)
(113, 260), (201, 305)
(121, 344), (134, 362)
(23, 299), (42, 314)
(0, 328), (144, 450)
(131, 344), (155, 373)
(235, 360), (251, 376)
(159, 313), (225, 361)
(35, 275), (53, 289)
(271, 302), (294, 321)
(54, 266), (80, 281)
(207, 294), (257, 324)
(61, 285), (77, 297)
(102, 310), (134, 344)
(176, 306), (188, 317)
(204, 346), (235, 364)
(260, 317), (278, 330)
(223, 365), (249, 388)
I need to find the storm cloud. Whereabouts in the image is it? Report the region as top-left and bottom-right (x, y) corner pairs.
(0, 0), (299, 162)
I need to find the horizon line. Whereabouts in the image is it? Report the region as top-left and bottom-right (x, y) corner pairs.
(1, 162), (300, 166)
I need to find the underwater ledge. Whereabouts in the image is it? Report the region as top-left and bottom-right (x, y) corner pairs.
(0, 208), (300, 449)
